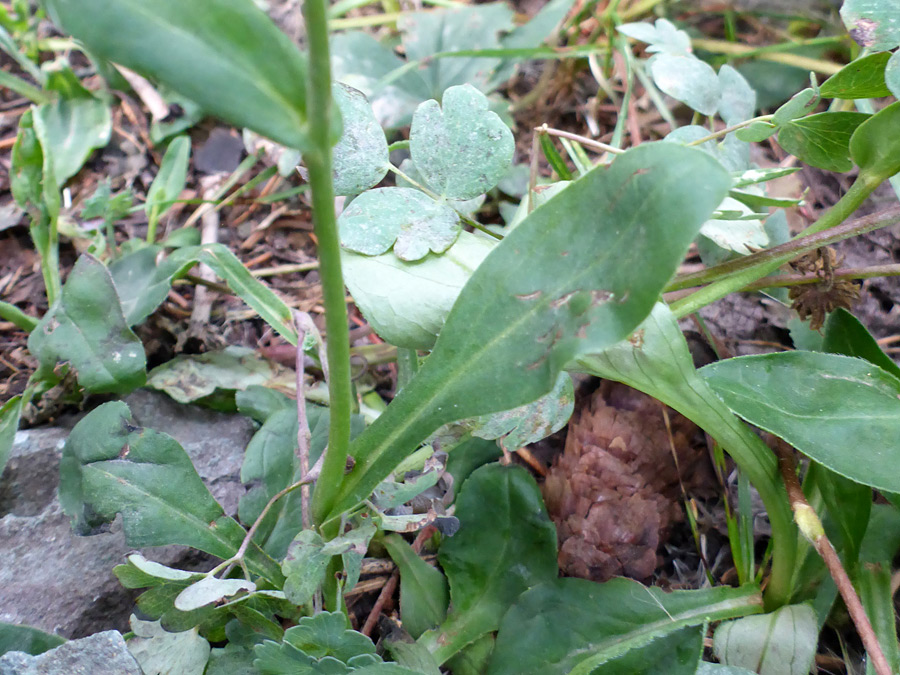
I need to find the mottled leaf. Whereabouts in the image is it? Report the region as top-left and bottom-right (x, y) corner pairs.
(332, 84), (388, 196)
(840, 0), (900, 51)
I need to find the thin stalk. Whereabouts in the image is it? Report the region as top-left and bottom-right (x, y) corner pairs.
(304, 0), (355, 528)
(539, 125), (624, 154)
(685, 115), (773, 147)
(669, 177), (890, 318)
(0, 300), (38, 332)
(691, 38), (843, 76)
(0, 70), (50, 104)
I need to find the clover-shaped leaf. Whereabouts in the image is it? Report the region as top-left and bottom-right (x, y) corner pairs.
(339, 187), (461, 261)
(333, 83), (389, 196)
(410, 84), (514, 201)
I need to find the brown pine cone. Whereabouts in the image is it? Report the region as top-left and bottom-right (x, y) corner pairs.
(542, 381), (714, 582)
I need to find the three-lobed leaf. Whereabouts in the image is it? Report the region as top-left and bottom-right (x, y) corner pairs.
(332, 84), (389, 196)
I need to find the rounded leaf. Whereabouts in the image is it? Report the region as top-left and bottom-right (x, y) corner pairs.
(886, 50), (900, 98)
(717, 64), (756, 125)
(650, 53), (721, 115)
(778, 111), (869, 172)
(841, 0), (900, 50)
(410, 84), (514, 200)
(699, 197), (768, 255)
(850, 100), (900, 179)
(342, 230), (494, 349)
(333, 83), (389, 196)
(339, 187), (461, 261)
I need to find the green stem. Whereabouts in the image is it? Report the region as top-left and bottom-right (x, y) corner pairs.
(685, 115), (773, 147)
(669, 174), (886, 318)
(0, 300), (38, 332)
(305, 0), (355, 529)
(0, 70), (50, 104)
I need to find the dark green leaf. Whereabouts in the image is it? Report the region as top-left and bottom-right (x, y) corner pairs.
(850, 100), (900, 180)
(206, 644), (259, 675)
(44, 0), (315, 150)
(285, 612), (376, 662)
(419, 465), (557, 664)
(146, 135), (190, 220)
(539, 133), (573, 180)
(804, 461), (870, 567)
(488, 578), (762, 675)
(329, 143), (730, 520)
(445, 635), (494, 675)
(777, 112), (869, 172)
(32, 97), (111, 185)
(712, 605), (817, 675)
(702, 351), (900, 493)
(856, 563), (900, 674)
(10, 110), (46, 213)
(59, 401), (284, 584)
(281, 531), (332, 606)
(410, 84), (514, 201)
(108, 245), (193, 326)
(333, 84), (389, 197)
(824, 308), (900, 383)
(0, 623), (66, 658)
(820, 52), (892, 99)
(444, 438), (502, 498)
(27, 254), (146, 393)
(841, 0), (900, 51)
(383, 534), (449, 638)
(339, 187), (461, 261)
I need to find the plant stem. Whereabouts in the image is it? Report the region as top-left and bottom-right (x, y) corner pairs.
(539, 125), (625, 154)
(773, 441), (892, 675)
(685, 115), (773, 147)
(691, 38), (843, 75)
(0, 300), (38, 332)
(669, 176), (889, 319)
(304, 0), (355, 528)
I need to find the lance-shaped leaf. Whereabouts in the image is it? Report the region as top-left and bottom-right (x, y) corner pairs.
(488, 578), (763, 675)
(32, 96), (111, 186)
(823, 308), (900, 379)
(339, 187), (461, 261)
(322, 143), (730, 521)
(333, 84), (389, 196)
(28, 254), (146, 394)
(59, 401), (284, 584)
(44, 0), (315, 150)
(410, 84), (514, 201)
(419, 465), (557, 664)
(702, 351), (900, 494)
(145, 135), (190, 221)
(384, 534), (448, 639)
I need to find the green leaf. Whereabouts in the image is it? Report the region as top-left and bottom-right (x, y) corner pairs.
(777, 112), (869, 172)
(850, 100), (900, 180)
(44, 0), (314, 150)
(339, 187), (461, 261)
(333, 84), (389, 197)
(649, 53), (721, 115)
(702, 351), (900, 493)
(886, 50), (900, 98)
(0, 623), (66, 658)
(285, 612), (377, 662)
(445, 635), (494, 675)
(127, 615), (211, 675)
(331, 31), (431, 130)
(0, 394), (24, 477)
(734, 120), (777, 143)
(281, 531), (332, 606)
(146, 135), (191, 220)
(823, 308), (900, 379)
(32, 97), (111, 185)
(206, 644), (259, 675)
(175, 576), (256, 612)
(410, 84), (514, 201)
(717, 64), (756, 126)
(27, 254), (146, 393)
(696, 663), (758, 674)
(445, 437), (502, 498)
(712, 605), (817, 675)
(820, 51), (892, 99)
(59, 401), (284, 584)
(419, 465), (557, 664)
(618, 19), (692, 56)
(341, 230), (494, 350)
(488, 578), (763, 675)
(466, 371), (574, 450)
(856, 564), (900, 674)
(10, 110), (46, 213)
(147, 347), (295, 405)
(328, 143), (731, 520)
(108, 245), (194, 326)
(383, 534), (449, 639)
(840, 0), (900, 51)
(772, 88), (819, 126)
(398, 3), (514, 98)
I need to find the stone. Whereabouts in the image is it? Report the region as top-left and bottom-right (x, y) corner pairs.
(0, 631), (142, 675)
(0, 390), (256, 638)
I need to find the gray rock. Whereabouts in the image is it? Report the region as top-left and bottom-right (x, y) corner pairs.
(0, 631), (141, 675)
(0, 390), (256, 638)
